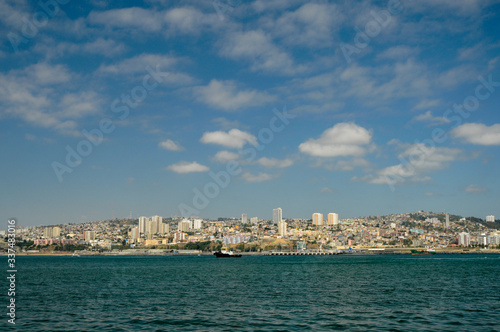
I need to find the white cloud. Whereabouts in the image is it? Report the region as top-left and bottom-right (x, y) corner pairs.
(212, 151), (240, 163)
(193, 80), (274, 111)
(452, 123), (500, 145)
(241, 172), (275, 183)
(219, 30), (305, 75)
(159, 139), (184, 151)
(413, 110), (450, 125)
(299, 123), (372, 157)
(0, 63), (101, 136)
(412, 99), (441, 110)
(200, 129), (257, 148)
(257, 157), (293, 168)
(88, 7), (164, 32)
(354, 144), (464, 185)
(378, 46), (419, 60)
(165, 161), (209, 174)
(98, 53), (177, 74)
(88, 6), (222, 35)
(465, 184), (487, 193)
(319, 187), (333, 193)
(271, 3), (343, 48)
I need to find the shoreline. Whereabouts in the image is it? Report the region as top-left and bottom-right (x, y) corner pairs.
(4, 248), (500, 257)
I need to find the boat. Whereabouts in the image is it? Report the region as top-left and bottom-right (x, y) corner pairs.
(214, 247), (242, 258)
(72, 252), (80, 257)
(411, 249), (436, 255)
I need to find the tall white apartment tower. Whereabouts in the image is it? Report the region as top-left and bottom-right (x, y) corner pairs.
(241, 214), (248, 223)
(278, 221), (287, 237)
(273, 208), (282, 224)
(445, 213), (450, 228)
(312, 213), (323, 226)
(139, 216), (147, 234)
(486, 215), (495, 222)
(328, 213), (339, 226)
(151, 215), (162, 234)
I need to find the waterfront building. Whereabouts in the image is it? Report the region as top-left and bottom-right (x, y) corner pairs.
(458, 232), (470, 246)
(273, 208), (282, 224)
(278, 221), (287, 237)
(478, 234), (489, 246)
(223, 234), (250, 245)
(312, 213), (323, 226)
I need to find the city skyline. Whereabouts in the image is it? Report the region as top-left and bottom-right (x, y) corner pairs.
(1, 1), (500, 227)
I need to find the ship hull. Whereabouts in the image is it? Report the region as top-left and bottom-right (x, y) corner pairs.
(214, 252), (242, 258)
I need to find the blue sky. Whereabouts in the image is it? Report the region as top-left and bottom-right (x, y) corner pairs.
(1, 0), (500, 227)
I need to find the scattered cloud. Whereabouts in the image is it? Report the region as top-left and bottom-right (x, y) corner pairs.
(413, 110), (450, 125)
(219, 30), (306, 75)
(241, 172), (275, 183)
(257, 157), (293, 168)
(354, 144), (465, 186)
(212, 150), (240, 163)
(299, 122), (372, 157)
(200, 129), (257, 148)
(465, 184), (487, 194)
(165, 161), (209, 174)
(193, 79), (274, 111)
(452, 123), (500, 145)
(159, 139), (184, 151)
(319, 187), (333, 193)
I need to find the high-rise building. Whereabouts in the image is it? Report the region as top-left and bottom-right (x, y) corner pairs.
(478, 234), (489, 246)
(130, 227), (140, 241)
(458, 232), (470, 246)
(312, 213), (323, 226)
(278, 221), (287, 237)
(445, 213), (450, 228)
(84, 230), (95, 242)
(241, 214), (248, 223)
(162, 223), (170, 234)
(44, 226), (61, 238)
(192, 219), (203, 229)
(250, 217), (258, 224)
(327, 213), (339, 226)
(273, 208), (282, 224)
(178, 219), (190, 232)
(486, 215), (495, 222)
(139, 216), (147, 233)
(151, 215), (162, 233)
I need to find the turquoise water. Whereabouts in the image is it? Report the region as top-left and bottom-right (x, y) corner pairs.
(3, 254), (500, 331)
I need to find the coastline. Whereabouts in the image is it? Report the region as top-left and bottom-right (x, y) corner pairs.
(4, 248), (500, 257)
